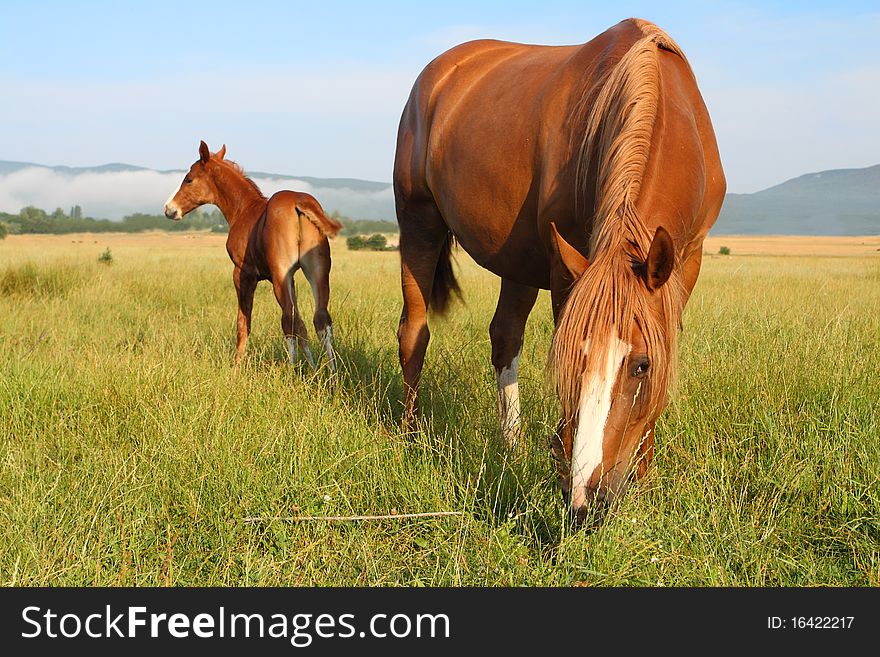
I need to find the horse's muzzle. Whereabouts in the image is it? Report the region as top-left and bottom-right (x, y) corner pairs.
(571, 488), (610, 529)
(164, 206), (180, 221)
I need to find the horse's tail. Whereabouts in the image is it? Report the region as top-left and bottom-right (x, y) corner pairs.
(297, 196), (343, 237)
(430, 232), (462, 315)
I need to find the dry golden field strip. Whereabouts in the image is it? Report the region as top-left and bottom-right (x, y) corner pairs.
(702, 234), (880, 257)
(12, 231), (880, 257)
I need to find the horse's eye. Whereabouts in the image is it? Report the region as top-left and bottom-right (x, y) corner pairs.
(631, 357), (650, 378)
(184, 177), (193, 184)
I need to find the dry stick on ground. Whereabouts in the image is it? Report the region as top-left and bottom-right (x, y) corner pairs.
(243, 511), (465, 523)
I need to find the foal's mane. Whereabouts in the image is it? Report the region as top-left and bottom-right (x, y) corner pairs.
(551, 19), (691, 422)
(215, 157), (267, 201)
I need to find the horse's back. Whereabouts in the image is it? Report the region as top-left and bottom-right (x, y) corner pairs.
(395, 39), (578, 195)
(270, 190), (342, 240)
(394, 19), (724, 287)
(260, 191), (333, 272)
(267, 189), (308, 213)
(394, 32), (619, 283)
(267, 189), (313, 210)
(396, 22), (644, 195)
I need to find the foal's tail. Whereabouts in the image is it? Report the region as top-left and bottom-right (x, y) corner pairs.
(296, 195), (343, 237)
(431, 232), (462, 315)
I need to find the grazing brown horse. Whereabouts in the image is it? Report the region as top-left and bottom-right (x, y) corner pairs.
(394, 19), (725, 520)
(164, 141), (341, 370)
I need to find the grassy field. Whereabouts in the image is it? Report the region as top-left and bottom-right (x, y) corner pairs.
(1, 232), (878, 586)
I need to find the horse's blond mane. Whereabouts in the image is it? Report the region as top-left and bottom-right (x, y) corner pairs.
(551, 19), (690, 424)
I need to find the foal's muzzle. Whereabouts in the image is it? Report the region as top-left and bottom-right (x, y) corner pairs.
(164, 205), (181, 221)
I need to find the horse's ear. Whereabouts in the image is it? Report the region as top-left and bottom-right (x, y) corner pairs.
(216, 144), (226, 160)
(550, 222), (589, 283)
(644, 226), (675, 291)
(199, 140), (210, 164)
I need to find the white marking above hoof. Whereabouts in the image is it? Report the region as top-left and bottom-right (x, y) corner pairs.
(301, 341), (316, 369)
(319, 326), (337, 373)
(497, 349), (522, 448)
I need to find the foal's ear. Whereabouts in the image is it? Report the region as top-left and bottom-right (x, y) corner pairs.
(216, 144), (226, 160)
(550, 222), (589, 283)
(644, 226), (675, 291)
(199, 140), (210, 164)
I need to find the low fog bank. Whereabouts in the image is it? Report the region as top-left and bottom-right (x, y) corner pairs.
(0, 167), (395, 221)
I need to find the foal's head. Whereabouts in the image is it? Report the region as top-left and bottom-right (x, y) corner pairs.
(164, 140), (226, 220)
(550, 222), (683, 524)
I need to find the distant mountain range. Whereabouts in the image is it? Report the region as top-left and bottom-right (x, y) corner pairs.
(0, 160), (391, 191)
(0, 160), (150, 176)
(0, 160), (877, 234)
(713, 164), (880, 235)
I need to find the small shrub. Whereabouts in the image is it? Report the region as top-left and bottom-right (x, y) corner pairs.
(365, 234), (388, 250)
(718, 246), (731, 256)
(347, 234), (396, 251)
(98, 247), (114, 264)
(347, 235), (366, 251)
(0, 222), (7, 240)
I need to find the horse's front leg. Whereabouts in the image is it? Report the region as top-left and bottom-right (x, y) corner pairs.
(233, 267), (257, 366)
(489, 278), (538, 448)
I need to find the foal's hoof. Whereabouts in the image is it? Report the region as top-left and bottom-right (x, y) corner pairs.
(400, 412), (422, 440)
(501, 426), (524, 451)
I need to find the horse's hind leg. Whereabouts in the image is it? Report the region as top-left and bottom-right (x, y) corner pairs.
(233, 266), (257, 366)
(273, 268), (315, 368)
(490, 278), (538, 448)
(396, 201), (449, 431)
(301, 239), (336, 373)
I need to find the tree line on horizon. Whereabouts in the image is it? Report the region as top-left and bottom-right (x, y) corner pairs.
(0, 206), (398, 238)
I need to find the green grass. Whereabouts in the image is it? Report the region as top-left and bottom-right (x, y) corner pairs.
(0, 238), (878, 586)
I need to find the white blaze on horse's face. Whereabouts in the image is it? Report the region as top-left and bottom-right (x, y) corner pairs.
(164, 156), (216, 221)
(570, 336), (631, 511)
(164, 189), (183, 221)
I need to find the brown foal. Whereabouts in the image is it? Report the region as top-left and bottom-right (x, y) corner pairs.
(164, 141), (341, 370)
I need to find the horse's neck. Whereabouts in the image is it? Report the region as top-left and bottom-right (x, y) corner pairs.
(212, 170), (265, 228)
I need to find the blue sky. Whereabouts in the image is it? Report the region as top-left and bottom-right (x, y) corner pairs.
(1, 0), (878, 192)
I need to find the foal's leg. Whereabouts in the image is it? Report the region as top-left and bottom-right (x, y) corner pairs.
(301, 240), (336, 373)
(397, 204), (448, 431)
(489, 279), (539, 448)
(233, 267), (257, 366)
(273, 268), (315, 368)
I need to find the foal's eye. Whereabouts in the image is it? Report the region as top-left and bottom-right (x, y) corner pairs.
(631, 357), (650, 378)
(184, 177), (193, 184)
